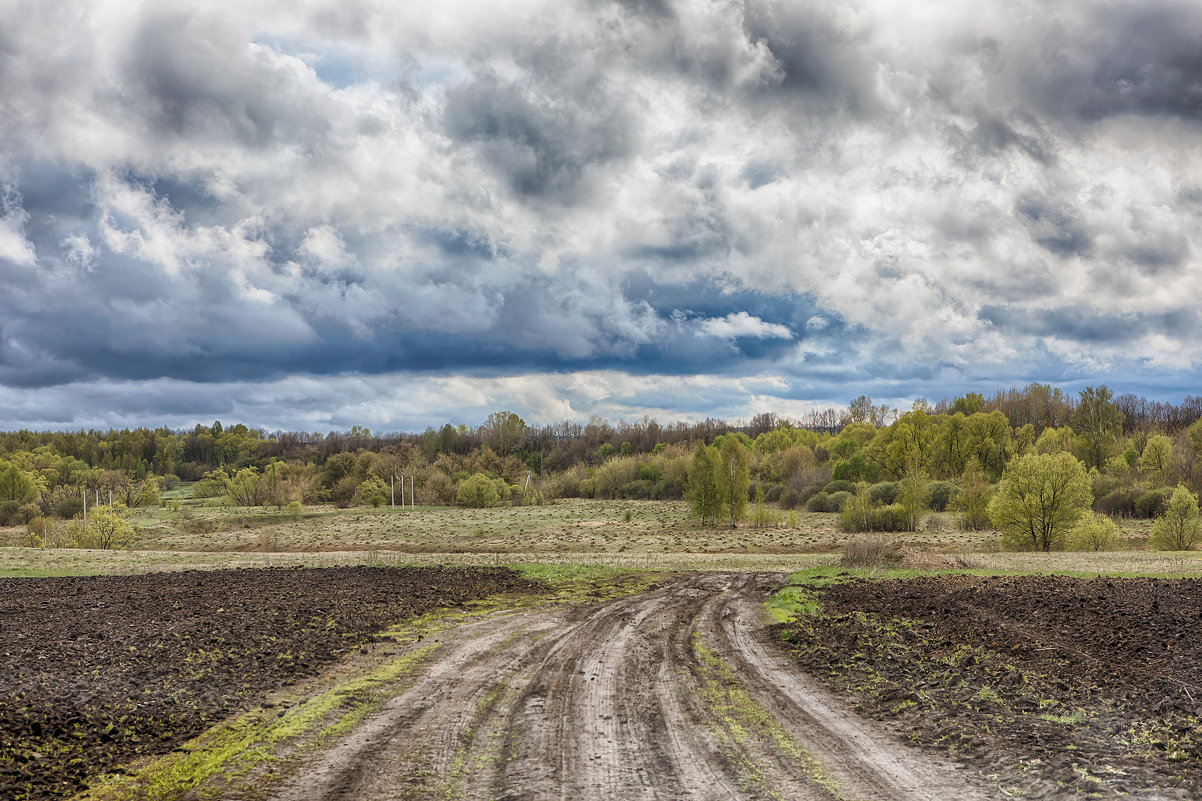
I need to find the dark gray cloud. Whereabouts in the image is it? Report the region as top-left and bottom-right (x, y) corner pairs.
(0, 0), (1200, 429)
(1039, 3), (1202, 123)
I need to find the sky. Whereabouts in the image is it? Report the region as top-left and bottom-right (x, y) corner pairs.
(1, 0), (1201, 432)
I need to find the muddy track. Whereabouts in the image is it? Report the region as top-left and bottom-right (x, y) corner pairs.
(269, 573), (993, 801)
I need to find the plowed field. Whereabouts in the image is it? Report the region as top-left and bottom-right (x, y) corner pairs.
(0, 566), (542, 800)
(779, 574), (1202, 799)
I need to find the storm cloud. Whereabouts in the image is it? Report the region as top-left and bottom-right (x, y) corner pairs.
(1, 0), (1200, 430)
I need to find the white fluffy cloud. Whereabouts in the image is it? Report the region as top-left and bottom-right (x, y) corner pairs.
(0, 0), (1200, 428)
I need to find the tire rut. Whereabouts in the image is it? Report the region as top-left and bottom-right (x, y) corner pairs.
(267, 573), (998, 801)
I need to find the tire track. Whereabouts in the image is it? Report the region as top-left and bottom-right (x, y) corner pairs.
(267, 573), (997, 801)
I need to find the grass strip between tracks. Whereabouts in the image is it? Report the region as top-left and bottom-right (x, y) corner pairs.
(690, 633), (846, 800)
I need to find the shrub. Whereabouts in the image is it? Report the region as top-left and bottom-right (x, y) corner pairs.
(1151, 485), (1201, 551)
(777, 488), (802, 510)
(764, 483), (783, 503)
(424, 472), (456, 504)
(18, 502), (43, 524)
(1095, 487), (1139, 517)
(617, 479), (656, 499)
(841, 535), (901, 566)
(1135, 487), (1172, 518)
(807, 490), (854, 513)
(457, 473), (500, 508)
(1091, 472), (1119, 502)
(797, 483), (824, 505)
(823, 480), (856, 495)
(636, 463), (661, 483)
(24, 516), (51, 548)
(927, 481), (958, 512)
(1067, 511), (1118, 552)
(868, 482), (898, 505)
(805, 491), (832, 512)
(869, 504), (910, 532)
(52, 495), (84, 520)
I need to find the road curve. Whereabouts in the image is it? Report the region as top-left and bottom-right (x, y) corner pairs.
(269, 573), (995, 801)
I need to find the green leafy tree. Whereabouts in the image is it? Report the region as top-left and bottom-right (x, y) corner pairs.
(354, 472), (390, 507)
(952, 457), (992, 530)
(193, 467), (231, 499)
(1137, 434), (1174, 485)
(988, 452), (1092, 551)
(1071, 385), (1122, 470)
(482, 411), (527, 457)
(716, 435), (750, 526)
(226, 467), (263, 507)
(0, 462), (38, 504)
(952, 392), (984, 415)
(129, 476), (160, 508)
(896, 464), (929, 532)
(685, 443), (723, 525)
(457, 473), (500, 508)
(1150, 485), (1201, 551)
(85, 505), (135, 550)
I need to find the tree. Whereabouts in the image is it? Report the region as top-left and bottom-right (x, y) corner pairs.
(845, 395), (894, 427)
(1072, 386), (1122, 470)
(988, 452), (1092, 551)
(685, 443), (723, 525)
(896, 464), (928, 532)
(457, 473), (500, 508)
(129, 476), (160, 508)
(482, 411), (527, 457)
(85, 505), (135, 550)
(226, 467), (263, 507)
(952, 457), (992, 530)
(1150, 485), (1201, 550)
(354, 472), (389, 507)
(716, 435), (750, 526)
(0, 462), (38, 504)
(952, 392), (984, 415)
(1137, 434), (1174, 485)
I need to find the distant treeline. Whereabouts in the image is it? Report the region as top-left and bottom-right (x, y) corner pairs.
(2, 383), (1202, 527)
(1, 383), (1199, 480)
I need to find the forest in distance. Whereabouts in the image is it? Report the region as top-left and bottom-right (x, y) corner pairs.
(3, 383), (1202, 553)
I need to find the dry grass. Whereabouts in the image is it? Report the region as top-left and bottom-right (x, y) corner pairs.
(840, 536), (902, 567)
(0, 545), (835, 577)
(2, 500), (1197, 579)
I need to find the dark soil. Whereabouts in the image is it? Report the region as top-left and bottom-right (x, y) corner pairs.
(777, 574), (1202, 799)
(0, 565), (543, 801)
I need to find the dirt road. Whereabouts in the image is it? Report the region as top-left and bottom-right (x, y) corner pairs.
(269, 573), (993, 801)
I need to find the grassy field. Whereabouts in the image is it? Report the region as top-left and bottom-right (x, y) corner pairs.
(86, 499), (854, 555)
(0, 497), (1195, 579)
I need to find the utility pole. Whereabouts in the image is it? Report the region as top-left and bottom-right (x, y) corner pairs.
(391, 473), (396, 508)
(82, 487), (86, 529)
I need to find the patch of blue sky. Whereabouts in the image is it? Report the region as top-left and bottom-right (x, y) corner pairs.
(252, 37), (366, 89)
